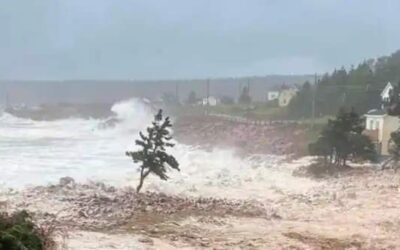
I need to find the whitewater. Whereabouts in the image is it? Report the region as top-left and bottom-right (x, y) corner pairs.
(0, 99), (316, 200)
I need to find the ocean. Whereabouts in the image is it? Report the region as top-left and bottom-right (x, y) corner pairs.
(0, 99), (315, 199)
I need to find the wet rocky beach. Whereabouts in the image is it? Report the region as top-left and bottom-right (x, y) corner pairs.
(174, 115), (309, 156)
(3, 177), (270, 231)
(4, 166), (400, 249)
(2, 113), (400, 249)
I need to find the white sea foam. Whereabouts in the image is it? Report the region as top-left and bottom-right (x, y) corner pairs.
(0, 99), (317, 199)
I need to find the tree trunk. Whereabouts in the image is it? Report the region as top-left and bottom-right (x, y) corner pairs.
(381, 157), (393, 170)
(136, 168), (151, 193)
(136, 175), (145, 193)
(334, 154), (340, 166)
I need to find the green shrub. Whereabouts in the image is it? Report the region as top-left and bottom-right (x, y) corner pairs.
(0, 210), (48, 250)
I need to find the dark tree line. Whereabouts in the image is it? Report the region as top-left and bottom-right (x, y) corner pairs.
(289, 50), (400, 118)
(309, 109), (376, 167)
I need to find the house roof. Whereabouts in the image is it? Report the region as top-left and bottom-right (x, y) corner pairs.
(365, 109), (386, 116)
(202, 96), (218, 100)
(380, 82), (400, 98)
(381, 82), (393, 98)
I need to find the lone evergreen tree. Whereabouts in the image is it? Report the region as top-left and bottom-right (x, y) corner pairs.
(126, 109), (179, 193)
(309, 108), (376, 167)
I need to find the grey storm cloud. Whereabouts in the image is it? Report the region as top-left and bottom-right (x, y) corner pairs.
(0, 0), (399, 80)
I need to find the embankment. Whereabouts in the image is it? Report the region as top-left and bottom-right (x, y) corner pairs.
(174, 115), (312, 156)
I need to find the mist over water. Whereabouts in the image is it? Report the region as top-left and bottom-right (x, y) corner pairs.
(0, 99), (315, 199)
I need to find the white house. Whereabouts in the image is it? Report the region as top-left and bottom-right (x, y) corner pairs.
(267, 85), (298, 106)
(364, 82), (400, 155)
(202, 96), (219, 106)
(267, 91), (280, 101)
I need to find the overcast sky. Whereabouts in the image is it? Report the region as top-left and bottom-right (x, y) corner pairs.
(1, 0), (399, 80)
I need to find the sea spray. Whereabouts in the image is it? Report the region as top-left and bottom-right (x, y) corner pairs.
(0, 98), (317, 199)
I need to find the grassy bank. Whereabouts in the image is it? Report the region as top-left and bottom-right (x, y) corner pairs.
(171, 103), (286, 120)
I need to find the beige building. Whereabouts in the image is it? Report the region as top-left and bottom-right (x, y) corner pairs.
(278, 88), (297, 107)
(364, 109), (400, 155)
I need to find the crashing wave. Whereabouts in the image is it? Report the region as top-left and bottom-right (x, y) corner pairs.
(0, 98), (316, 199)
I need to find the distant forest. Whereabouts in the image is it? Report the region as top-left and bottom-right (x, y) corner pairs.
(288, 50), (400, 118)
(0, 75), (313, 106)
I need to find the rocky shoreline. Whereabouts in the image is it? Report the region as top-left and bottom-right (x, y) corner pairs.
(4, 164), (400, 249)
(4, 177), (271, 231)
(174, 115), (310, 156)
(1, 176), (281, 249)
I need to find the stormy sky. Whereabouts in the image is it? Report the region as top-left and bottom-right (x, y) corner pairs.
(0, 0), (399, 80)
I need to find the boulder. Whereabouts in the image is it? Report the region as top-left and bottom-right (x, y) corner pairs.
(59, 176), (76, 188)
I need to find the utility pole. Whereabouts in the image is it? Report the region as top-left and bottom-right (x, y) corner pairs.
(5, 92), (9, 109)
(206, 79), (210, 115)
(312, 73), (317, 128)
(246, 78), (251, 118)
(238, 82), (242, 102)
(175, 83), (179, 105)
(342, 92), (346, 105)
(4, 82), (10, 110)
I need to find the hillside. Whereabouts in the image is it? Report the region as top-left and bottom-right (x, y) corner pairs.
(288, 50), (400, 118)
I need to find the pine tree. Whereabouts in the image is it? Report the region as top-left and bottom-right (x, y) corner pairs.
(309, 109), (376, 167)
(126, 109), (179, 193)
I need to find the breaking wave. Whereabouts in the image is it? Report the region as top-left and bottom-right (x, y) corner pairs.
(0, 99), (316, 199)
